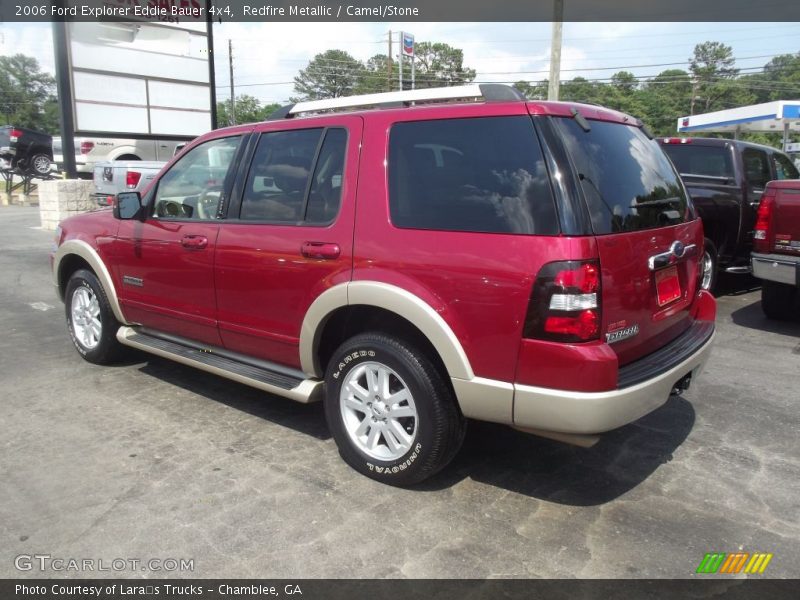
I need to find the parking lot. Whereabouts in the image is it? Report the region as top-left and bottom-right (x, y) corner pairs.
(1, 204), (798, 578)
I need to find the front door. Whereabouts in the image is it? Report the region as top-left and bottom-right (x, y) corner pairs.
(214, 117), (362, 368)
(111, 134), (246, 346)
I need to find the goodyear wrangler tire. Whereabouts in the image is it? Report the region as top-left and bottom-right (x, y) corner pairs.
(324, 332), (466, 486)
(65, 269), (125, 365)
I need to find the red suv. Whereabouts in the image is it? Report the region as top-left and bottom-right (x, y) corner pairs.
(52, 84), (716, 485)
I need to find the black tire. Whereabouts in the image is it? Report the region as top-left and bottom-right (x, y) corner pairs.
(761, 280), (796, 320)
(700, 238), (718, 292)
(65, 269), (125, 364)
(28, 153), (52, 176)
(116, 154), (141, 161)
(324, 332), (466, 486)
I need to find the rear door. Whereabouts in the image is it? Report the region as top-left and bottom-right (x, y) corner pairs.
(552, 117), (702, 366)
(213, 116), (362, 368)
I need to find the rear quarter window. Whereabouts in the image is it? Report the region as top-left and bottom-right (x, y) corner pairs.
(553, 118), (690, 234)
(388, 116), (559, 235)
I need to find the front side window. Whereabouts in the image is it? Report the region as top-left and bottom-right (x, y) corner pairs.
(772, 152), (799, 180)
(153, 136), (241, 220)
(239, 128), (348, 224)
(388, 116), (558, 235)
(553, 118), (690, 234)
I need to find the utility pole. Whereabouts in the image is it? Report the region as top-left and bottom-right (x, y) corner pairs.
(398, 31), (403, 91)
(52, 16), (76, 179)
(547, 0), (564, 101)
(228, 39), (235, 126)
(387, 30), (393, 92)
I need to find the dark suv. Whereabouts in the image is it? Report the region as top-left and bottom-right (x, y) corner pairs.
(52, 85), (716, 485)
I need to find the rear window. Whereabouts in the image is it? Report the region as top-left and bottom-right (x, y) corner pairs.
(388, 116), (559, 235)
(553, 118), (690, 234)
(660, 144), (735, 180)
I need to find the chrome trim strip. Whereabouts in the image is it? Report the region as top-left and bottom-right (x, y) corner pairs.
(117, 326), (322, 404)
(648, 242), (697, 271)
(53, 239), (130, 325)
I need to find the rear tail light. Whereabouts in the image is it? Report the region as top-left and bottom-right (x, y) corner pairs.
(662, 137), (691, 144)
(80, 141), (94, 155)
(524, 260), (602, 342)
(753, 190), (776, 252)
(126, 170), (142, 189)
(10, 128), (22, 141)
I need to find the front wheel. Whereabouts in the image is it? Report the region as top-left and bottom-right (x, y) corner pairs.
(324, 333), (466, 486)
(761, 280), (797, 320)
(65, 269), (125, 364)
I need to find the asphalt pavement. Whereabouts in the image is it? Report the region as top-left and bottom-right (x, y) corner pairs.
(1, 205), (798, 579)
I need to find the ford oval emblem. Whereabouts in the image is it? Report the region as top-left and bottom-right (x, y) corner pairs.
(670, 241), (686, 258)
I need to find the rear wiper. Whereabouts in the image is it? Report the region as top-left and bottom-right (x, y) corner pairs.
(632, 197), (681, 207)
(570, 107), (591, 132)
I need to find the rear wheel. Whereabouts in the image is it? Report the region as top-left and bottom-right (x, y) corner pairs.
(324, 332), (466, 486)
(761, 280), (797, 320)
(700, 238), (717, 291)
(28, 153), (52, 176)
(65, 269), (125, 364)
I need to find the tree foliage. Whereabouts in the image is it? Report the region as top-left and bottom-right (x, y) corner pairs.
(216, 94), (280, 126)
(292, 42), (477, 99)
(0, 54), (59, 133)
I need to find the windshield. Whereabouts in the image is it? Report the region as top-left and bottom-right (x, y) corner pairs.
(553, 117), (690, 234)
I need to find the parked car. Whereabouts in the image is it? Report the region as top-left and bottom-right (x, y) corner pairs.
(659, 137), (799, 290)
(751, 179), (800, 319)
(51, 84), (716, 485)
(92, 145), (187, 206)
(53, 136), (188, 178)
(0, 125), (53, 176)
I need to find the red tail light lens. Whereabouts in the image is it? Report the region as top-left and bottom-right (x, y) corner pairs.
(662, 137), (691, 144)
(126, 170), (142, 189)
(524, 260), (602, 343)
(753, 192), (776, 253)
(10, 128), (22, 140)
(80, 141), (94, 155)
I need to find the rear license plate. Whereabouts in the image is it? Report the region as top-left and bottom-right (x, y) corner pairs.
(655, 265), (681, 306)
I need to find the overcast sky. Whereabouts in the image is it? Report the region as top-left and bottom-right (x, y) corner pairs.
(2, 21), (798, 106)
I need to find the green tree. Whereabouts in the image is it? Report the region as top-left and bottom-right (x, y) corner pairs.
(293, 50), (365, 100)
(355, 54), (393, 94)
(689, 41), (738, 114)
(216, 94), (280, 126)
(408, 42), (476, 89)
(0, 54), (59, 133)
(513, 80), (548, 100)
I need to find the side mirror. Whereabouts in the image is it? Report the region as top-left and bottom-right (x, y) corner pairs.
(114, 192), (143, 220)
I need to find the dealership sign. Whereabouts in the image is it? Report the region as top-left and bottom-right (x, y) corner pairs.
(66, 2), (212, 137)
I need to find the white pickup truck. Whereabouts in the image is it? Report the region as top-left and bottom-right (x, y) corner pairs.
(55, 136), (188, 178)
(92, 144), (186, 206)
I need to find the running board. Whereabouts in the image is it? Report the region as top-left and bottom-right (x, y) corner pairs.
(116, 326), (323, 403)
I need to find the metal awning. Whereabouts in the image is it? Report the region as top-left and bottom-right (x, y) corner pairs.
(676, 101), (800, 150)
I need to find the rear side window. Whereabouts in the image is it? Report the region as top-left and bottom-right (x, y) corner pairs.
(660, 143), (735, 180)
(772, 152), (799, 180)
(553, 118), (689, 234)
(388, 116), (558, 235)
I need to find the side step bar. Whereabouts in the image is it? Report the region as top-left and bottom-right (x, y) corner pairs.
(116, 326), (323, 403)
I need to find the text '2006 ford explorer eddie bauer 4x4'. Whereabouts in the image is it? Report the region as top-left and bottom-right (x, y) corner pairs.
(51, 84), (716, 485)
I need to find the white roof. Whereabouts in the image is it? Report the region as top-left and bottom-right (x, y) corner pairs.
(677, 100), (800, 134)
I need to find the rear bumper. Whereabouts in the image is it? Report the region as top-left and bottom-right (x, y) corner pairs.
(752, 252), (800, 287)
(0, 146), (15, 156)
(513, 325), (714, 434)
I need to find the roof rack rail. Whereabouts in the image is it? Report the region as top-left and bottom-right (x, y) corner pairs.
(265, 83), (525, 121)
